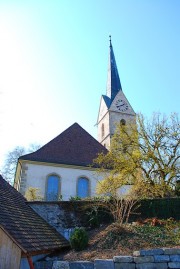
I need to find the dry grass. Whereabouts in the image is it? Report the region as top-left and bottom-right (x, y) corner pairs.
(55, 218), (180, 261)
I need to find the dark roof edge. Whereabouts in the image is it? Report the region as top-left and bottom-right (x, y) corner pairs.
(18, 158), (102, 169)
(19, 122), (106, 160)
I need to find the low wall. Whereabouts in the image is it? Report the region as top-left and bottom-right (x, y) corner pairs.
(34, 248), (180, 269)
(28, 201), (110, 239)
(28, 201), (84, 239)
(28, 200), (180, 240)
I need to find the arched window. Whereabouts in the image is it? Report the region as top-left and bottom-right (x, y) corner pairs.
(77, 177), (89, 198)
(101, 123), (105, 138)
(46, 175), (60, 201)
(120, 119), (126, 126)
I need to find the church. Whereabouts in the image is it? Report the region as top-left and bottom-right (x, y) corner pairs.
(14, 37), (135, 201)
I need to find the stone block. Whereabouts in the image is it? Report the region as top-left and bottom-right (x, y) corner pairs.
(114, 262), (135, 269)
(168, 262), (180, 268)
(170, 255), (180, 262)
(163, 248), (180, 255)
(52, 261), (69, 269)
(133, 249), (164, 257)
(69, 261), (94, 269)
(136, 263), (167, 269)
(113, 256), (133, 263)
(154, 255), (170, 262)
(134, 256), (154, 263)
(94, 259), (114, 269)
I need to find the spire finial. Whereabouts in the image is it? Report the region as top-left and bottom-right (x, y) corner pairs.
(109, 35), (112, 47)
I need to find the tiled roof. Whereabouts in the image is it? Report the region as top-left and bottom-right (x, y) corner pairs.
(19, 123), (108, 166)
(0, 175), (69, 255)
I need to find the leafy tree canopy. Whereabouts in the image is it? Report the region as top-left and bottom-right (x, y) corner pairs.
(94, 112), (180, 198)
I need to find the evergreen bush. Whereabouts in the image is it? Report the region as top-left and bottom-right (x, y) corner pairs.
(70, 227), (88, 251)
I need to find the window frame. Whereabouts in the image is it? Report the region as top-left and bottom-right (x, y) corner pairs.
(76, 176), (90, 198)
(45, 173), (61, 201)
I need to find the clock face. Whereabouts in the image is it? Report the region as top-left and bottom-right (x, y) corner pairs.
(115, 99), (128, 111)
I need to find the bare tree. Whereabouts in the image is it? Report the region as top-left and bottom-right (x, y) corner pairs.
(1, 144), (41, 184)
(136, 112), (180, 195)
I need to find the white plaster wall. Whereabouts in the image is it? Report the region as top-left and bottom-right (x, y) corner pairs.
(97, 96), (110, 148)
(109, 112), (136, 135)
(109, 90), (136, 115)
(118, 185), (132, 196)
(97, 96), (108, 123)
(97, 91), (136, 149)
(23, 163), (104, 201)
(97, 112), (110, 147)
(97, 110), (135, 149)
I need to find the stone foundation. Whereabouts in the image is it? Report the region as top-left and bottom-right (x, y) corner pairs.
(34, 248), (180, 269)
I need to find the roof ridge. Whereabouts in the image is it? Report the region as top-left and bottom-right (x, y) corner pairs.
(18, 123), (107, 167)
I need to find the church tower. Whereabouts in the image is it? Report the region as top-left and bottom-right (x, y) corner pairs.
(97, 37), (136, 149)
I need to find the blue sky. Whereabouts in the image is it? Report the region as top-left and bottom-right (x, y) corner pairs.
(0, 0), (180, 167)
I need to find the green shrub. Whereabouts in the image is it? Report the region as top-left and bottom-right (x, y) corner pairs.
(138, 198), (180, 220)
(86, 205), (100, 228)
(70, 227), (88, 251)
(69, 196), (82, 201)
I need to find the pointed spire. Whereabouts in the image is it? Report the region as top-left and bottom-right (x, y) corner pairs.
(106, 36), (122, 101)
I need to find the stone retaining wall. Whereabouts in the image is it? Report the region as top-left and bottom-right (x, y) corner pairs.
(34, 248), (180, 269)
(28, 201), (110, 239)
(29, 201), (84, 240)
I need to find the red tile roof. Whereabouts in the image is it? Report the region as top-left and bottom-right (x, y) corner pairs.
(0, 175), (69, 255)
(19, 123), (108, 166)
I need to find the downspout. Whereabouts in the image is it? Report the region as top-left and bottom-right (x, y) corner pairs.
(27, 255), (34, 269)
